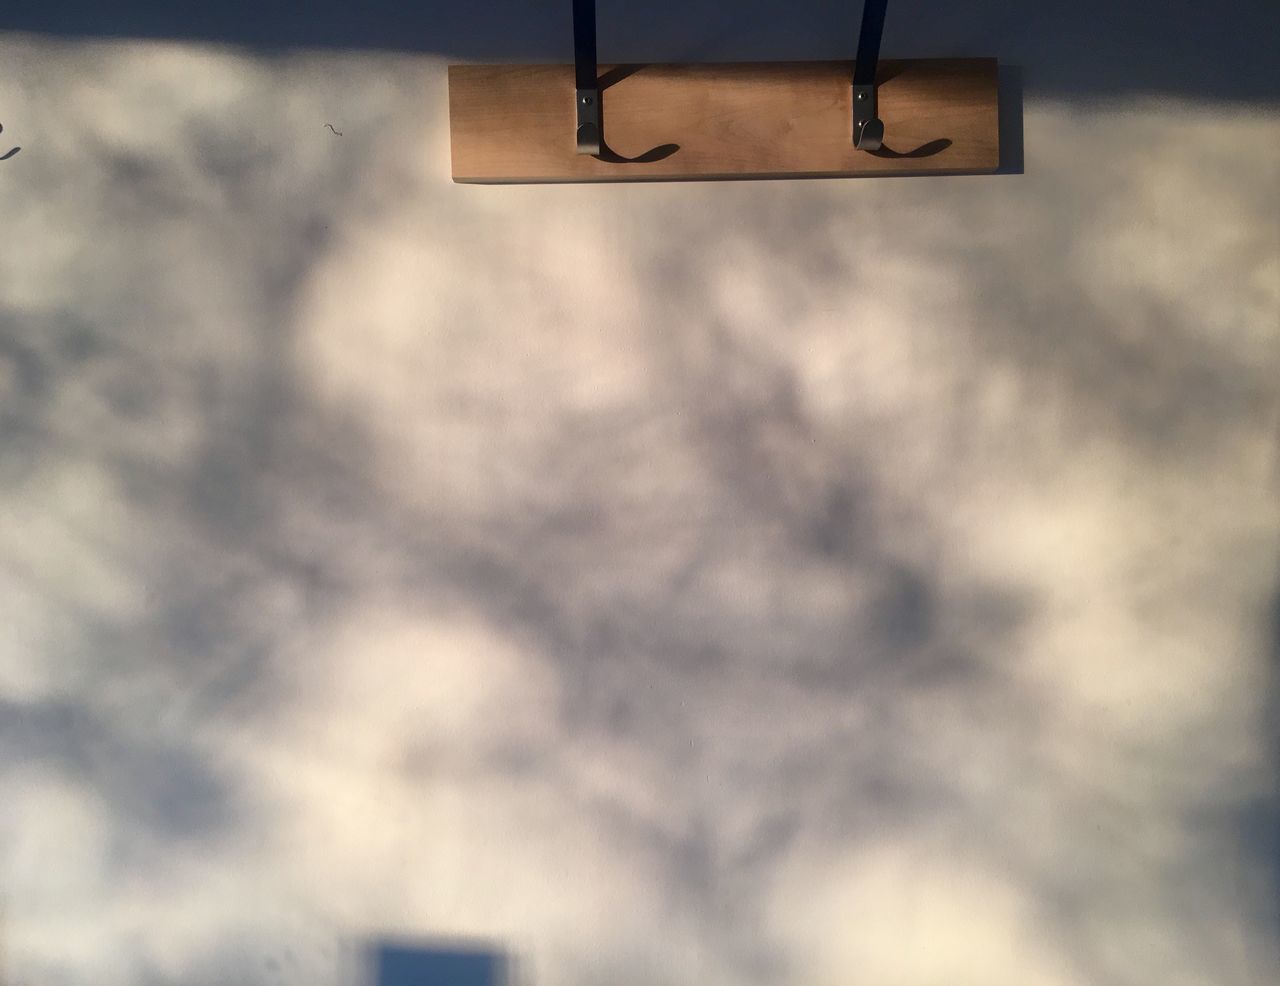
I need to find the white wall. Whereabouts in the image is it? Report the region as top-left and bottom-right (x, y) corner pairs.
(0, 18), (1277, 986)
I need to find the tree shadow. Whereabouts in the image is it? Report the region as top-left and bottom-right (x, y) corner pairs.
(0, 25), (1275, 986)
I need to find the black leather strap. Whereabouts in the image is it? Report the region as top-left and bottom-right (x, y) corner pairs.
(573, 0), (601, 154)
(854, 0), (889, 149)
(854, 0), (889, 87)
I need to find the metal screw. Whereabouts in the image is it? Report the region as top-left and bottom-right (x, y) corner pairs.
(581, 95), (593, 105)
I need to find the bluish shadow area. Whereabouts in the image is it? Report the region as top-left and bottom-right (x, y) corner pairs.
(996, 64), (1023, 175)
(371, 941), (511, 986)
(2, 1), (1278, 104)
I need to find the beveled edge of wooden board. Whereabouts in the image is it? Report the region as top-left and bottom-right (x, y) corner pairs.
(454, 168), (998, 185)
(449, 58), (1001, 185)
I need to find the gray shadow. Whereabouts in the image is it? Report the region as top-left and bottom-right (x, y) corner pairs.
(867, 138), (952, 159)
(1266, 583), (1280, 936)
(996, 63), (1024, 174)
(3, 1), (1277, 103)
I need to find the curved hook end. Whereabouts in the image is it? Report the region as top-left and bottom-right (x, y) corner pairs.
(576, 123), (601, 156)
(855, 117), (885, 152)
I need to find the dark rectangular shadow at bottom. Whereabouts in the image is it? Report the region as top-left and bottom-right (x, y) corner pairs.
(997, 64), (1025, 175)
(371, 941), (512, 986)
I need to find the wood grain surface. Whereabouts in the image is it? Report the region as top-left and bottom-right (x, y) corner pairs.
(449, 59), (999, 183)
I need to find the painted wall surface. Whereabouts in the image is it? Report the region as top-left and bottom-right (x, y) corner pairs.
(1, 5), (1278, 984)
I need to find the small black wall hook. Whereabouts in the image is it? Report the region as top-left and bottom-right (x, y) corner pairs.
(571, 1), (678, 163)
(853, 0), (889, 150)
(573, 0), (601, 155)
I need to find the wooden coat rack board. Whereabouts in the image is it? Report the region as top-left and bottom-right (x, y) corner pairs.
(449, 2), (1000, 184)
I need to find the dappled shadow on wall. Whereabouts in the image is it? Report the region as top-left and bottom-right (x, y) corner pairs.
(368, 940), (514, 986)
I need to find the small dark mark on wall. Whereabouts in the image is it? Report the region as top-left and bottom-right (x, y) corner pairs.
(325, 123), (343, 136)
(0, 122), (19, 160)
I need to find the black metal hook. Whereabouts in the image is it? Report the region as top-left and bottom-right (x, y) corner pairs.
(572, 1), (679, 162)
(573, 0), (601, 155)
(853, 0), (889, 150)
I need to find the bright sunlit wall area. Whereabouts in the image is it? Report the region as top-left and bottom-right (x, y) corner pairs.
(0, 3), (1278, 985)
